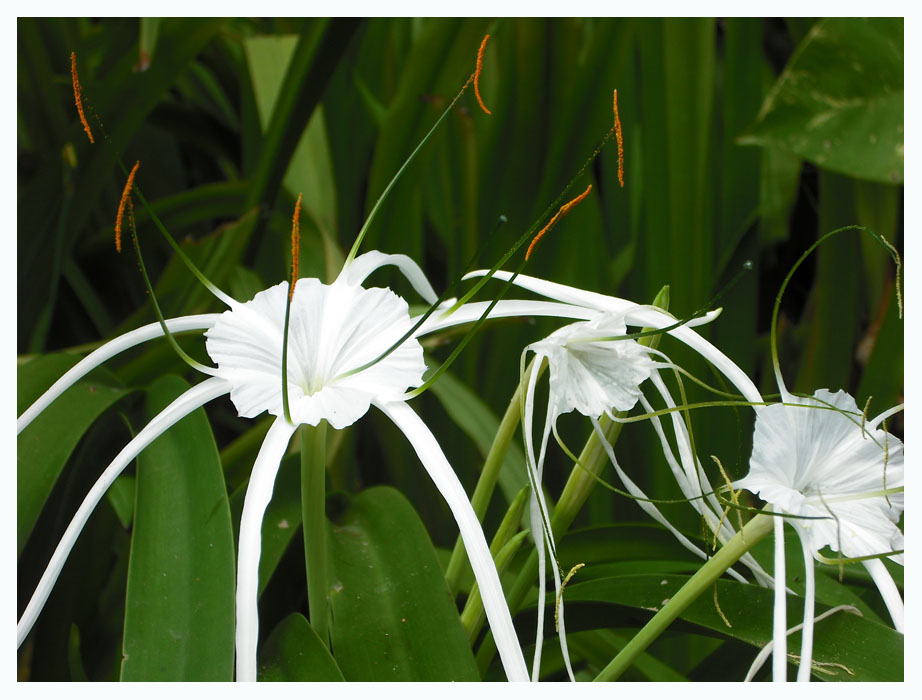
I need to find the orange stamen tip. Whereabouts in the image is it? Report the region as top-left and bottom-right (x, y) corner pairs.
(114, 161), (140, 253)
(71, 52), (95, 144)
(525, 184), (593, 261)
(474, 34), (492, 115)
(289, 193), (302, 300)
(613, 89), (624, 188)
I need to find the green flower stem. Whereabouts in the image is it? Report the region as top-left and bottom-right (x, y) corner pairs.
(444, 358), (542, 593)
(593, 512), (774, 681)
(301, 421), (330, 647)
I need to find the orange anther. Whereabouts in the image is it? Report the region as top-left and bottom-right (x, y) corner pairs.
(115, 161), (140, 253)
(70, 52), (94, 144)
(289, 193), (302, 300)
(613, 89), (624, 188)
(526, 184), (593, 261)
(474, 35), (492, 115)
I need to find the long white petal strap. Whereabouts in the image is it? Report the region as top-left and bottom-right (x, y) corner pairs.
(376, 400), (529, 682)
(17, 314), (221, 434)
(341, 251), (439, 304)
(17, 376), (231, 647)
(863, 557), (904, 633)
(420, 300), (597, 335)
(796, 537), (816, 682)
(461, 271), (720, 328)
(235, 417), (298, 682)
(772, 516), (788, 682)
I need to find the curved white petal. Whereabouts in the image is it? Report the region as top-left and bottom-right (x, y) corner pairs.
(772, 517), (787, 682)
(340, 251), (439, 304)
(17, 376), (231, 647)
(17, 314), (221, 434)
(375, 400), (529, 682)
(462, 271), (721, 328)
(796, 537), (816, 681)
(420, 300), (598, 336)
(863, 557), (904, 632)
(235, 417), (298, 681)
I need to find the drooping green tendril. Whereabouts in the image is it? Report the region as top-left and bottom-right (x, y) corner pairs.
(126, 200), (217, 376)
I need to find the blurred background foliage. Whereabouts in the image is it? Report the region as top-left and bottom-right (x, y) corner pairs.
(18, 18), (902, 681)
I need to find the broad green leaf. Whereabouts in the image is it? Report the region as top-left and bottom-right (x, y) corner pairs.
(555, 574), (903, 681)
(121, 375), (235, 681)
(258, 613), (344, 681)
(329, 486), (479, 680)
(17, 354), (132, 555)
(740, 18), (903, 184)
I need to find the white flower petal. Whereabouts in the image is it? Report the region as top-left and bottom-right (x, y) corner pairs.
(341, 251), (439, 304)
(17, 377), (231, 648)
(375, 399), (529, 682)
(863, 558), (904, 632)
(772, 517), (788, 682)
(17, 314), (221, 434)
(420, 299), (598, 336)
(235, 417), (298, 681)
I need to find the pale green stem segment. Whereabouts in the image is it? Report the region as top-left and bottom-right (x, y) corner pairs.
(593, 512), (774, 682)
(444, 358), (543, 593)
(461, 488), (531, 639)
(302, 422), (331, 647)
(473, 287), (669, 668)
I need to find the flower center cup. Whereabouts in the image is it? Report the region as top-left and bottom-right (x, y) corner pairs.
(205, 278), (426, 430)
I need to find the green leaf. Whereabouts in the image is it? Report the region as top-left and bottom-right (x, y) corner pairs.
(740, 18), (903, 184)
(329, 486), (479, 680)
(555, 574), (903, 681)
(121, 375), (235, 681)
(17, 354), (132, 555)
(258, 613), (344, 681)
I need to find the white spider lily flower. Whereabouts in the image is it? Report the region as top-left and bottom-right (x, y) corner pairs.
(735, 388), (904, 681)
(19, 253), (613, 683)
(465, 271), (775, 679)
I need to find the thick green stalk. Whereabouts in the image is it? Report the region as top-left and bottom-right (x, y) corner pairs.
(594, 512), (773, 681)
(444, 358), (541, 593)
(301, 422), (330, 647)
